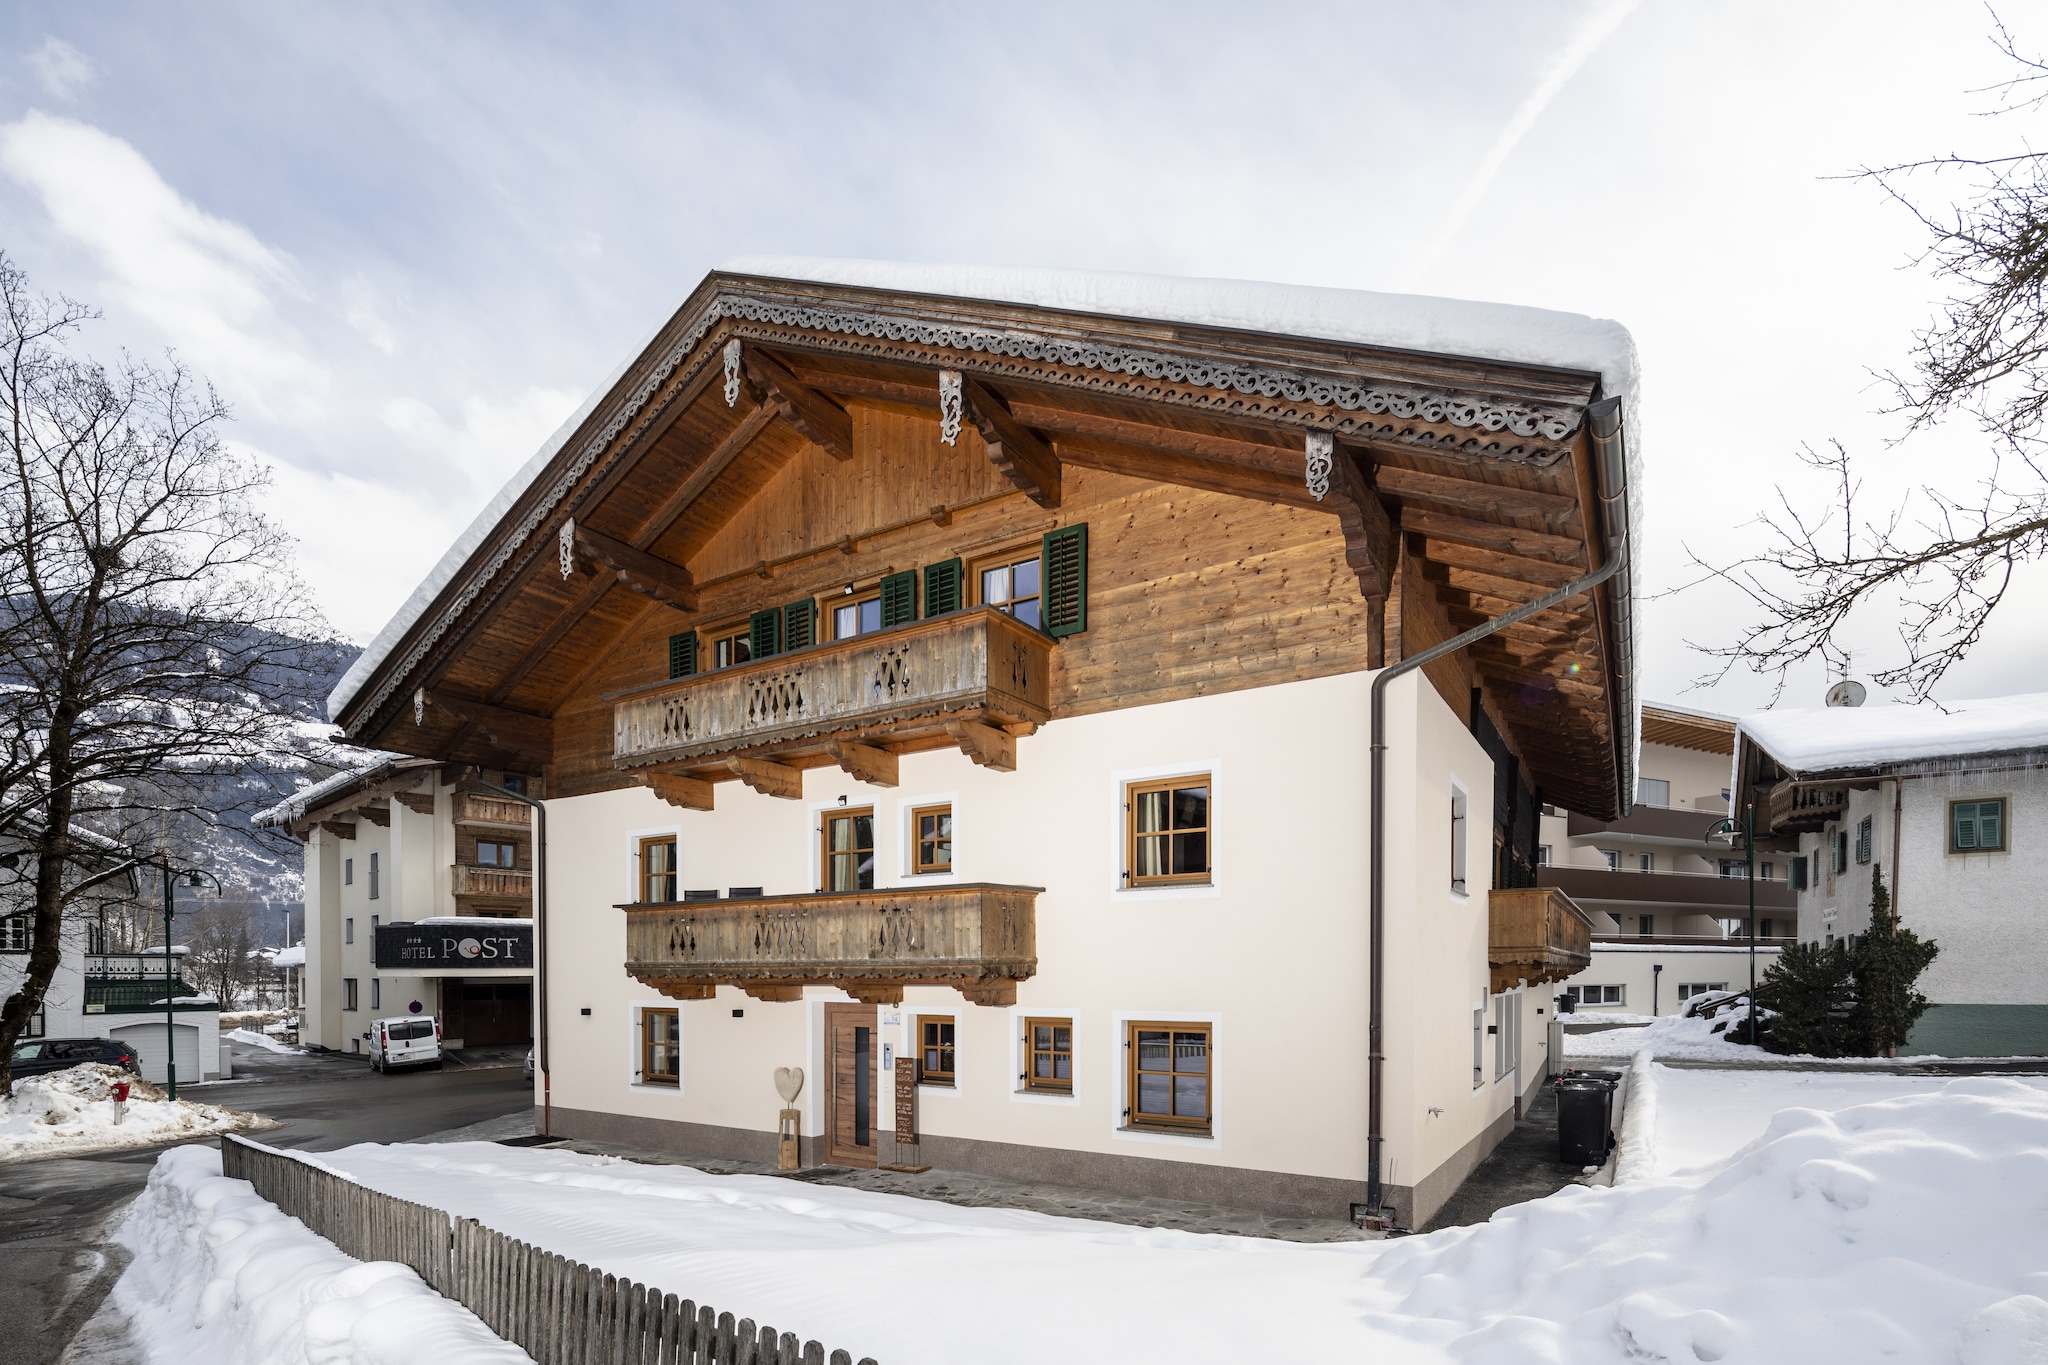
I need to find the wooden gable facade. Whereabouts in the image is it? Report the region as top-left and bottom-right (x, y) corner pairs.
(333, 269), (1631, 822)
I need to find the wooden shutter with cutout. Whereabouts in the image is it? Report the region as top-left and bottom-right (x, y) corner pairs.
(1041, 524), (1088, 638)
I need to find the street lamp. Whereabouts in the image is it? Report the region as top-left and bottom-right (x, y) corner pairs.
(1704, 803), (1759, 1046)
(148, 861), (221, 1100)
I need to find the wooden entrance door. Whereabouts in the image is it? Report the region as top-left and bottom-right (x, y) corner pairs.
(823, 1002), (879, 1168)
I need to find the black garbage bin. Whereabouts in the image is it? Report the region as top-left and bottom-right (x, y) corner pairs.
(1555, 1071), (1618, 1166)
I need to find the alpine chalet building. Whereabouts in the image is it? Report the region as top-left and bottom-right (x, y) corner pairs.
(323, 260), (1640, 1228)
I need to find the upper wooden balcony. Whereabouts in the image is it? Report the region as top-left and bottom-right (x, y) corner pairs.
(452, 864), (533, 901)
(621, 881), (1039, 1006)
(453, 792), (531, 830)
(612, 607), (1052, 790)
(1488, 886), (1594, 993)
(1764, 780), (1855, 834)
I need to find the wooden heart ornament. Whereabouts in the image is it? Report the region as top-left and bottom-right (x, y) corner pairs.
(774, 1066), (804, 1104)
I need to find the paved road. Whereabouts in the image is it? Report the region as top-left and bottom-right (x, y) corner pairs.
(0, 1041), (533, 1365)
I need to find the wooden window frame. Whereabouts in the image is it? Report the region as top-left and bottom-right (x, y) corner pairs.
(1022, 1016), (1073, 1093)
(0, 915), (29, 954)
(640, 1007), (680, 1087)
(1124, 774), (1213, 887)
(830, 590), (884, 642)
(911, 802), (953, 875)
(971, 544), (1044, 630)
(476, 840), (518, 869)
(706, 620), (755, 671)
(821, 806), (876, 893)
(1949, 797), (2009, 854)
(640, 835), (679, 904)
(342, 977), (359, 1011)
(1124, 1021), (1212, 1133)
(917, 1013), (956, 1087)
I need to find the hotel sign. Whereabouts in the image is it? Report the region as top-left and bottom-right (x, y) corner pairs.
(374, 922), (533, 971)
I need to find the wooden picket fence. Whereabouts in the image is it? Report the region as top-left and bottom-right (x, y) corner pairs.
(221, 1134), (877, 1365)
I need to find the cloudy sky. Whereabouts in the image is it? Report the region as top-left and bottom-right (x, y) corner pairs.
(0, 1), (2038, 716)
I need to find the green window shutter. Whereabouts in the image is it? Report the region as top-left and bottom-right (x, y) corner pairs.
(667, 631), (698, 679)
(1981, 799), (2003, 850)
(1954, 803), (1977, 851)
(1789, 856), (1807, 891)
(923, 558), (964, 617)
(879, 570), (918, 627)
(782, 597), (818, 651)
(1042, 523), (1088, 638)
(749, 607), (783, 660)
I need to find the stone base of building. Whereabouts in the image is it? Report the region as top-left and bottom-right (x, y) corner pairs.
(1905, 1003), (2048, 1057)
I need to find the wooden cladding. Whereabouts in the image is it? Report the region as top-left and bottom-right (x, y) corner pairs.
(612, 606), (1051, 770)
(622, 881), (1039, 1007)
(1487, 885), (1594, 993)
(451, 864), (533, 900)
(1764, 779), (1854, 835)
(452, 792), (530, 830)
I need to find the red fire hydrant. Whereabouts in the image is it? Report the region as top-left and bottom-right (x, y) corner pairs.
(110, 1080), (130, 1125)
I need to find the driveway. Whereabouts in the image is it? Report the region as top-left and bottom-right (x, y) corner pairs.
(0, 1039), (533, 1365)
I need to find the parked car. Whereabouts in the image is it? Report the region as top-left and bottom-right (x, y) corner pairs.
(9, 1037), (141, 1078)
(368, 1016), (442, 1073)
(523, 1048), (533, 1082)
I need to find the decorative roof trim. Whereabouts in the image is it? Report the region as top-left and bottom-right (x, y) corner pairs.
(341, 284), (1590, 739)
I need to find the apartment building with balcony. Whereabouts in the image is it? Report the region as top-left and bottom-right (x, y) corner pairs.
(1734, 692), (2048, 1056)
(319, 260), (1639, 1229)
(256, 757), (537, 1053)
(1545, 704), (1792, 1015)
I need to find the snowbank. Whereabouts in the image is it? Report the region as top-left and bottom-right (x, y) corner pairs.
(0, 1064), (276, 1161)
(300, 1082), (2048, 1365)
(1738, 690), (2048, 774)
(227, 1028), (302, 1055)
(1362, 1079), (2048, 1363)
(113, 1145), (529, 1365)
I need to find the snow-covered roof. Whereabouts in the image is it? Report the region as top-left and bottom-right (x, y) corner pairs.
(251, 753), (432, 829)
(273, 944), (305, 968)
(327, 256), (1642, 725)
(1738, 692), (2048, 775)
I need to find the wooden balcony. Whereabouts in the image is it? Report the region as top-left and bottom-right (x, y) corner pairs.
(451, 864), (533, 901)
(621, 882), (1039, 1006)
(1764, 780), (1854, 834)
(612, 607), (1053, 782)
(454, 792), (530, 830)
(1488, 886), (1594, 992)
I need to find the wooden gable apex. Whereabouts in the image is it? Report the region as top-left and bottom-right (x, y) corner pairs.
(336, 269), (1632, 817)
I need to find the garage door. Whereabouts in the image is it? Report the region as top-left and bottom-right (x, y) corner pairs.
(112, 1022), (200, 1085)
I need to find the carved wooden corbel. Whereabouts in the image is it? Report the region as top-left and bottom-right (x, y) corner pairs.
(822, 740), (898, 788)
(945, 720), (1017, 772)
(639, 771), (715, 811)
(725, 757), (804, 801)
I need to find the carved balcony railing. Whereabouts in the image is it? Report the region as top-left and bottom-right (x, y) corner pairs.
(452, 865), (533, 901)
(1763, 780), (1855, 834)
(612, 607), (1053, 771)
(1488, 886), (1594, 992)
(454, 792), (530, 830)
(622, 882), (1039, 1006)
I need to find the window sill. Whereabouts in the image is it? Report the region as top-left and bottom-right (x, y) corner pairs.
(918, 1079), (956, 1089)
(1011, 1086), (1079, 1106)
(1113, 1123), (1216, 1148)
(1119, 1121), (1211, 1138)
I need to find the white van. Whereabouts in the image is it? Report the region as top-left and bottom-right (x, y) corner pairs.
(368, 1016), (442, 1073)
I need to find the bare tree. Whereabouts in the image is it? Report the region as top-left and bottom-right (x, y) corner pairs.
(1690, 19), (2048, 699)
(0, 255), (325, 1094)
(181, 899), (259, 1010)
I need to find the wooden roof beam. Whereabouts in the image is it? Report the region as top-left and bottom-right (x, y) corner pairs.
(1328, 443), (1395, 603)
(962, 378), (1060, 509)
(742, 346), (853, 461)
(1054, 434), (1321, 510)
(424, 692), (554, 763)
(1422, 538), (1580, 587)
(572, 523), (699, 612)
(1377, 465), (1580, 530)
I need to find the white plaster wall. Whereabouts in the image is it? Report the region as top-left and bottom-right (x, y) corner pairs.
(1561, 944), (1783, 1016)
(540, 670), (1518, 1192)
(1896, 768), (2048, 1006)
(0, 920), (85, 1038)
(302, 827), (344, 1049)
(1638, 741), (1733, 813)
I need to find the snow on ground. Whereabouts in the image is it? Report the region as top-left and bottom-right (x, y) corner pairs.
(114, 1145), (528, 1365)
(1644, 1063), (2048, 1176)
(287, 1079), (2048, 1365)
(227, 1028), (302, 1055)
(1564, 1013), (1779, 1062)
(0, 1064), (276, 1161)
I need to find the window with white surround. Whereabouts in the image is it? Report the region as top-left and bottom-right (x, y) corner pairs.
(370, 978), (381, 1009)
(1450, 784), (1469, 893)
(1638, 852), (1654, 872)
(343, 977), (359, 1010)
(1855, 816), (1873, 865)
(1676, 982), (1728, 1002)
(1536, 844), (1552, 866)
(1601, 849), (1621, 871)
(1568, 984), (1625, 1007)
(0, 916), (28, 953)
(344, 917), (354, 945)
(368, 852), (380, 899)
(344, 857), (353, 886)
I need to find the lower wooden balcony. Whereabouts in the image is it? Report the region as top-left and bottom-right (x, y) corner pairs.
(452, 864), (534, 901)
(621, 882), (1039, 1006)
(1488, 886), (1594, 992)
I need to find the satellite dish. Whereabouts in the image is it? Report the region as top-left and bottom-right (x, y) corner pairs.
(1825, 680), (1867, 708)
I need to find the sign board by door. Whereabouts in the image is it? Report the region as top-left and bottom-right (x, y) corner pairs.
(894, 1056), (917, 1141)
(375, 922), (532, 970)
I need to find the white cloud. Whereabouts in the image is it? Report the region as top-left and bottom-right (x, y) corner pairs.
(0, 111), (328, 414)
(28, 38), (95, 102)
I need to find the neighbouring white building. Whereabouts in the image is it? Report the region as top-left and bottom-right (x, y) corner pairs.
(1734, 692), (2048, 1057)
(256, 756), (537, 1054)
(1, 824), (226, 1084)
(1549, 704), (1789, 1016)
(317, 260), (1641, 1229)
